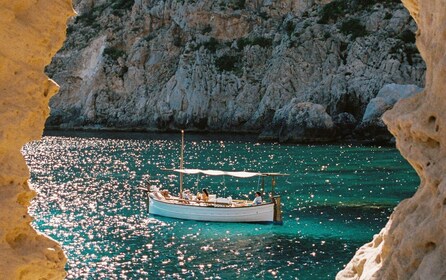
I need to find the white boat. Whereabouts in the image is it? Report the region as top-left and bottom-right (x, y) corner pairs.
(144, 131), (287, 224)
(149, 193), (274, 223)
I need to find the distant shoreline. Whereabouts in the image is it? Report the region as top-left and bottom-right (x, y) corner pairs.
(43, 128), (395, 147)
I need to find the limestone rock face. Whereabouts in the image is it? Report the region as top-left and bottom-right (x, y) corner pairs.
(259, 100), (335, 142)
(337, 0), (446, 279)
(363, 83), (423, 123)
(46, 0), (425, 142)
(355, 83), (423, 142)
(0, 0), (74, 279)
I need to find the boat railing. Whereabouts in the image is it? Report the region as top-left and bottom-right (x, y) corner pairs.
(154, 195), (269, 207)
(164, 196), (233, 206)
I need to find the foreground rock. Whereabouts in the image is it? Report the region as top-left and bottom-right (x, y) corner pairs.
(355, 83), (423, 143)
(337, 0), (446, 278)
(0, 0), (73, 278)
(46, 0), (425, 142)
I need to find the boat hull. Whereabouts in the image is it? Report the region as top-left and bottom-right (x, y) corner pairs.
(148, 197), (274, 223)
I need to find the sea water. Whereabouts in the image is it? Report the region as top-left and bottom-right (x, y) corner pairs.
(23, 131), (419, 279)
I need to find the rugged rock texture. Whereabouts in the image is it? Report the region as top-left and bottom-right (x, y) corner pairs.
(337, 0), (446, 279)
(355, 83), (422, 143)
(259, 100), (335, 142)
(362, 83), (422, 124)
(46, 0), (425, 142)
(0, 0), (74, 278)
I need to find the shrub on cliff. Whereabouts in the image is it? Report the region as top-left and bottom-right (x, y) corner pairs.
(285, 21), (295, 37)
(319, 0), (402, 24)
(111, 0), (135, 16)
(202, 38), (220, 53)
(215, 54), (240, 72)
(111, 0), (134, 11)
(232, 0), (246, 10)
(340, 18), (367, 39)
(318, 0), (349, 24)
(103, 47), (126, 60)
(398, 29), (416, 44)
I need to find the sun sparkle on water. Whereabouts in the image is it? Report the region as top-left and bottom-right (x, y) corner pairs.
(23, 133), (418, 279)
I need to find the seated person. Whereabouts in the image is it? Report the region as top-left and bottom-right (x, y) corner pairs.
(183, 189), (191, 200)
(152, 191), (165, 200)
(161, 189), (170, 199)
(201, 188), (209, 202)
(252, 191), (262, 205)
(182, 189), (191, 203)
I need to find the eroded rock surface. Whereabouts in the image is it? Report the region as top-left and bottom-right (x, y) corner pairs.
(259, 100), (335, 142)
(337, 0), (446, 279)
(355, 83), (423, 143)
(46, 0), (425, 142)
(0, 0), (74, 278)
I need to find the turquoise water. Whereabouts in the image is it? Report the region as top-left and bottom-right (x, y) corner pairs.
(23, 132), (419, 279)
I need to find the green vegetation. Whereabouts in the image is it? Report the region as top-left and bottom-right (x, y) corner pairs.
(174, 0), (197, 3)
(75, 7), (103, 28)
(389, 31), (419, 66)
(191, 37), (222, 53)
(103, 47), (126, 60)
(202, 37), (220, 52)
(258, 11), (269, 20)
(215, 54), (240, 72)
(231, 0), (246, 10)
(285, 21), (295, 37)
(111, 0), (135, 16)
(398, 29), (416, 44)
(75, 0), (135, 26)
(66, 24), (75, 35)
(318, 0), (401, 24)
(202, 25), (212, 34)
(324, 31), (331, 39)
(390, 42), (418, 65)
(340, 41), (349, 64)
(173, 36), (183, 47)
(219, 0), (246, 10)
(318, 0), (349, 24)
(236, 36), (273, 50)
(111, 0), (134, 10)
(340, 18), (367, 39)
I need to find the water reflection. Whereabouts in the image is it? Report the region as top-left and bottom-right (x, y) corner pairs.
(23, 133), (418, 279)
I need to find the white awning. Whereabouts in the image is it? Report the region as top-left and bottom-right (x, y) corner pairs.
(172, 168), (263, 178)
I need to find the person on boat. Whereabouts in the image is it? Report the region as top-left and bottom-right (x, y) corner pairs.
(252, 191), (262, 205)
(161, 189), (170, 199)
(152, 191), (165, 200)
(201, 188), (209, 202)
(183, 189), (191, 200)
(182, 189), (191, 204)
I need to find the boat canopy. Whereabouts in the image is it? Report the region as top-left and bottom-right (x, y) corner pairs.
(170, 168), (287, 178)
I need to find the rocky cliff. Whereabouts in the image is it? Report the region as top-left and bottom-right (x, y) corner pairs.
(46, 0), (425, 142)
(0, 0), (74, 278)
(337, 0), (446, 278)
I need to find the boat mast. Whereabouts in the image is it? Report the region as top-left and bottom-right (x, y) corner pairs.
(179, 130), (184, 198)
(271, 175), (276, 197)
